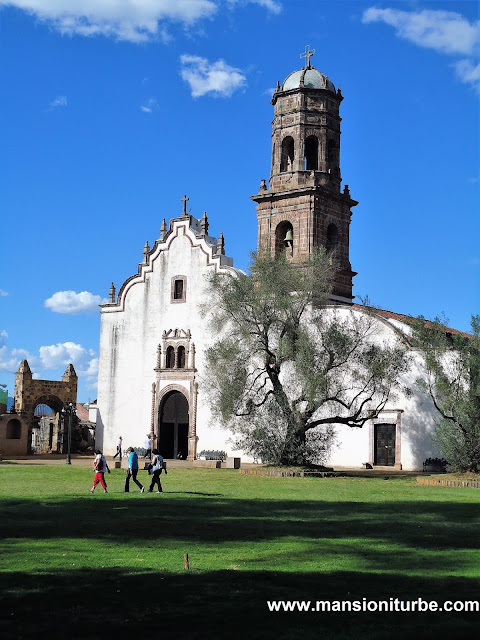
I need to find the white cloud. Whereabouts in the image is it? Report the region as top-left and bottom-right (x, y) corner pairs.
(44, 290), (107, 314)
(39, 341), (94, 369)
(0, 344), (39, 375)
(227, 0), (281, 14)
(49, 95), (68, 108)
(0, 333), (98, 394)
(140, 97), (158, 113)
(362, 8), (480, 91)
(0, 289), (8, 296)
(454, 59), (480, 92)
(362, 8), (480, 56)
(0, 0), (218, 42)
(180, 54), (247, 98)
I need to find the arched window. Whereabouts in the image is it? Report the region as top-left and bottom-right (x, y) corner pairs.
(177, 346), (186, 369)
(166, 346), (175, 369)
(326, 224), (338, 253)
(6, 419), (21, 439)
(280, 137), (294, 172)
(275, 221), (294, 256)
(304, 136), (318, 170)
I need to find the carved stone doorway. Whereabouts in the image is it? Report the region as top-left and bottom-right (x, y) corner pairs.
(159, 391), (189, 460)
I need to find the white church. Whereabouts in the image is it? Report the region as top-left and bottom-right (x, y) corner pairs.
(96, 51), (446, 471)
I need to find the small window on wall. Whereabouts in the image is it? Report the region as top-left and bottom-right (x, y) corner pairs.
(178, 346), (186, 369)
(6, 419), (21, 439)
(171, 276), (186, 303)
(166, 346), (175, 369)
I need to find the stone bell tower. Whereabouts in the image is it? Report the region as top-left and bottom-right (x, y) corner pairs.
(251, 46), (358, 303)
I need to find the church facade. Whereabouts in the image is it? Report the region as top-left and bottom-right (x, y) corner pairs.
(96, 51), (440, 470)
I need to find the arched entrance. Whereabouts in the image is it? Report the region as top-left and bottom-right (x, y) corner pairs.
(31, 395), (65, 454)
(159, 391), (189, 459)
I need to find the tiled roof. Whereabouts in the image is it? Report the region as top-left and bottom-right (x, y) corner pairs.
(75, 403), (89, 421)
(353, 304), (470, 338)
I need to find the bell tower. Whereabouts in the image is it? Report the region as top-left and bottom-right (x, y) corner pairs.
(251, 46), (358, 303)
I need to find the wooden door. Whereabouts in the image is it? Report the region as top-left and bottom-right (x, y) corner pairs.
(374, 423), (396, 466)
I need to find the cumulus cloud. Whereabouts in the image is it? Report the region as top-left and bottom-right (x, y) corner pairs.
(180, 54), (247, 98)
(0, 289), (8, 296)
(362, 7), (480, 91)
(362, 8), (480, 55)
(44, 290), (107, 314)
(454, 59), (480, 92)
(140, 97), (158, 113)
(39, 341), (93, 369)
(0, 0), (218, 42)
(0, 333), (98, 393)
(49, 95), (68, 108)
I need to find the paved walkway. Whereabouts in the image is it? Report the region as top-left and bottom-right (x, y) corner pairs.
(0, 455), (424, 475)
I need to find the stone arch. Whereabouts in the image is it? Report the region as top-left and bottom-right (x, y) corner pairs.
(304, 135), (318, 170)
(6, 418), (21, 439)
(275, 220), (294, 256)
(13, 360), (77, 455)
(280, 136), (294, 172)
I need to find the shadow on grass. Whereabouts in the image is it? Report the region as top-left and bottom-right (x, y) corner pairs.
(0, 496), (479, 552)
(0, 568), (478, 639)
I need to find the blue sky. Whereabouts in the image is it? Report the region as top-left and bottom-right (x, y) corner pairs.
(0, 0), (478, 402)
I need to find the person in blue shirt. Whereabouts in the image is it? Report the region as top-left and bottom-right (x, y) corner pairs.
(124, 447), (145, 493)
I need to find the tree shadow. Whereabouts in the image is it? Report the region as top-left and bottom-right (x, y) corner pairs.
(0, 567), (478, 639)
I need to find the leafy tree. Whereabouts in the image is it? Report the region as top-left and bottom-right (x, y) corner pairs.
(204, 250), (410, 466)
(414, 315), (480, 473)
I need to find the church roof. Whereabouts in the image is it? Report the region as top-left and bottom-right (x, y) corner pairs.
(353, 304), (470, 341)
(282, 67), (336, 93)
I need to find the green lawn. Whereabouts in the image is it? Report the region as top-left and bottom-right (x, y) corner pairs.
(0, 464), (479, 639)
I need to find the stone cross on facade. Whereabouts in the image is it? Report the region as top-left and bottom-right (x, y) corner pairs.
(181, 194), (189, 217)
(300, 45), (315, 68)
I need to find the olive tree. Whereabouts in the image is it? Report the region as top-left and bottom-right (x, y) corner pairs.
(204, 250), (410, 466)
(414, 314), (480, 473)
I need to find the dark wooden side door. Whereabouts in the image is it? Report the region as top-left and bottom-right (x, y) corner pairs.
(374, 423), (396, 466)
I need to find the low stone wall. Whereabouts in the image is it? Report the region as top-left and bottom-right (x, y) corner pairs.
(417, 477), (480, 488)
(239, 468), (336, 478)
(192, 460), (222, 469)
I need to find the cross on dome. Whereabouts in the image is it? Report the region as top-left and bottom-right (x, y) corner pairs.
(300, 45), (315, 68)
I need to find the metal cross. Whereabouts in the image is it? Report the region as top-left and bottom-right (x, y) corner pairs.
(181, 194), (189, 216)
(300, 45), (315, 68)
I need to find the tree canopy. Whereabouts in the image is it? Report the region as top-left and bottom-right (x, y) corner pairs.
(204, 250), (410, 466)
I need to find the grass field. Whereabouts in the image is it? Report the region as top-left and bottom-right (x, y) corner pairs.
(0, 463), (479, 639)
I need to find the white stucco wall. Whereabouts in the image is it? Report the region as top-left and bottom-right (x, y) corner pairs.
(96, 217), (241, 458)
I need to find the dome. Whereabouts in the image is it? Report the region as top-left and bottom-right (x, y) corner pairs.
(282, 67), (336, 93)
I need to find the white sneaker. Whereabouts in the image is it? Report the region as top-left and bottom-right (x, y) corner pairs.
(140, 487), (145, 493)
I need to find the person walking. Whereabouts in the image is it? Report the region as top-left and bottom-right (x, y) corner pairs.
(89, 449), (110, 494)
(113, 436), (123, 460)
(124, 447), (145, 493)
(147, 449), (164, 493)
(144, 434), (152, 459)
